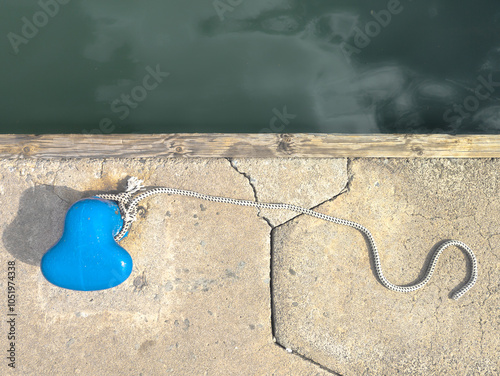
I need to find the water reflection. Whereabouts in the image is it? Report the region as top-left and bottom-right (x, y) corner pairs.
(1, 0), (500, 133)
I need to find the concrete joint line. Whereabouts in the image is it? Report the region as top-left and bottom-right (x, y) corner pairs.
(226, 157), (350, 373)
(235, 158), (348, 375)
(226, 158), (273, 228)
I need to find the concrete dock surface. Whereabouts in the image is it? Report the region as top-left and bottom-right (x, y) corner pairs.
(0, 157), (498, 375)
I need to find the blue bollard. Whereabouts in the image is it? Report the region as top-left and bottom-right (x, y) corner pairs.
(41, 198), (132, 291)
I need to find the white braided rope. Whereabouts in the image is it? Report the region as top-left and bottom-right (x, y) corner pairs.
(97, 177), (478, 300)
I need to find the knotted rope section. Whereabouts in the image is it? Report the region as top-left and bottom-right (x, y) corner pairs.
(98, 177), (478, 300)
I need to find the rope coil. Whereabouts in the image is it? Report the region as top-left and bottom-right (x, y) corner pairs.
(98, 177), (478, 300)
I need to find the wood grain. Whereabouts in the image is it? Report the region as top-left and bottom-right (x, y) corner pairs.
(0, 134), (499, 159)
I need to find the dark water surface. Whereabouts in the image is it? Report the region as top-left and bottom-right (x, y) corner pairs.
(2, 0), (500, 134)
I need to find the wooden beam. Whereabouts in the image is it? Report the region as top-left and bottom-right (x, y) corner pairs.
(0, 134), (499, 159)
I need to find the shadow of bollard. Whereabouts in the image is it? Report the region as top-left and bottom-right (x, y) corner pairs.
(2, 185), (95, 265)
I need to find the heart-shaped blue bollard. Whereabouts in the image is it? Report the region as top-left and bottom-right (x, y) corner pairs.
(41, 198), (133, 291)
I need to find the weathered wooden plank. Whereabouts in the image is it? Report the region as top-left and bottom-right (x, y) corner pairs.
(0, 134), (499, 159)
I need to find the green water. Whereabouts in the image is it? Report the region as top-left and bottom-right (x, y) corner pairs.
(2, 0), (500, 134)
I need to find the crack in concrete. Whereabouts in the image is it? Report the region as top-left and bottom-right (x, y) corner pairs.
(486, 234), (500, 256)
(473, 213), (489, 239)
(268, 158), (351, 376)
(433, 292), (444, 325)
(51, 188), (71, 205)
(226, 158), (352, 231)
(479, 317), (485, 355)
(48, 169), (71, 204)
(269, 158), (351, 231)
(410, 212), (447, 222)
(52, 169), (60, 187)
(226, 158), (258, 200)
(233, 158), (492, 374)
(345, 157), (354, 193)
(269, 185), (350, 231)
(226, 157), (350, 375)
(100, 159), (106, 179)
(226, 158), (273, 228)
(273, 342), (342, 375)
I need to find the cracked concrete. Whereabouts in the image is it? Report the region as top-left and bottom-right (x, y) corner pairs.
(0, 158), (339, 376)
(272, 158), (499, 375)
(0, 157), (498, 375)
(229, 159), (348, 227)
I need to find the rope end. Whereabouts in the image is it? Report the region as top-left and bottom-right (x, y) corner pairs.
(126, 177), (145, 194)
